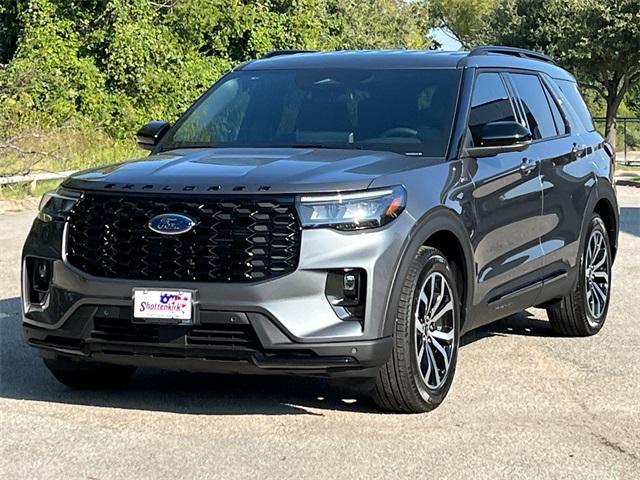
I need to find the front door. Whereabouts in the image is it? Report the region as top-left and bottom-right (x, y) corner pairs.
(463, 71), (545, 326)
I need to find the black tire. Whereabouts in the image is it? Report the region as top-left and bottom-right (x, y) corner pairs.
(372, 246), (460, 413)
(546, 214), (612, 336)
(44, 357), (136, 389)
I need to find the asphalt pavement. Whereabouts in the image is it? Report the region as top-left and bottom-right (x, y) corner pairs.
(1, 187), (639, 479)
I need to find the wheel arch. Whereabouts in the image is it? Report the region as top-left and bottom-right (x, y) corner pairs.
(593, 196), (618, 262)
(381, 208), (474, 337)
(578, 180), (619, 266)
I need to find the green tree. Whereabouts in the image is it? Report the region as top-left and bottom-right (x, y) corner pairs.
(430, 0), (496, 48)
(323, 0), (433, 50)
(471, 0), (640, 146)
(2, 0), (110, 126)
(1, 0), (436, 141)
(627, 83), (640, 117)
(0, 0), (24, 64)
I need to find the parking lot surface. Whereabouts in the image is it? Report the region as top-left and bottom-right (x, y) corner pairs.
(1, 187), (639, 479)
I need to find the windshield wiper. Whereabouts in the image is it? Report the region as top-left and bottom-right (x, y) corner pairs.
(162, 143), (217, 151)
(159, 143), (366, 152)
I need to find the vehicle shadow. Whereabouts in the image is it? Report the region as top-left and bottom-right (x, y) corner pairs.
(1, 296), (560, 415)
(461, 309), (557, 347)
(0, 297), (378, 415)
(619, 207), (639, 238)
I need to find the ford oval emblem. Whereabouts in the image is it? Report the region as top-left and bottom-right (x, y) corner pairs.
(148, 214), (195, 235)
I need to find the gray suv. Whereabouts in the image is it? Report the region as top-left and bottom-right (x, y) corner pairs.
(22, 47), (619, 412)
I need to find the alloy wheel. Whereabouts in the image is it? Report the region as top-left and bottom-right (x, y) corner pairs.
(584, 229), (610, 323)
(414, 271), (456, 390)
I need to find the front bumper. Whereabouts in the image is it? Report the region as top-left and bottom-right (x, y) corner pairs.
(22, 214), (412, 376)
(23, 308), (393, 377)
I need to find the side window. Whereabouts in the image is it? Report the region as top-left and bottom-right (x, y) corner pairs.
(509, 73), (558, 140)
(468, 73), (516, 146)
(555, 79), (596, 132)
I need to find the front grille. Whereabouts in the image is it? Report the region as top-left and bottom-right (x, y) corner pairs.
(92, 317), (160, 343)
(187, 325), (260, 350)
(66, 192), (301, 282)
(90, 316), (261, 352)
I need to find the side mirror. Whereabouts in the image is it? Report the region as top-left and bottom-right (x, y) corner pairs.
(467, 121), (532, 157)
(479, 121), (532, 147)
(136, 121), (171, 151)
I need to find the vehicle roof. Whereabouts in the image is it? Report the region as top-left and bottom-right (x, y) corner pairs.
(241, 49), (575, 81)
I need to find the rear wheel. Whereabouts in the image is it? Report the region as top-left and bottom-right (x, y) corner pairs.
(372, 246), (460, 413)
(546, 214), (612, 336)
(44, 357), (136, 389)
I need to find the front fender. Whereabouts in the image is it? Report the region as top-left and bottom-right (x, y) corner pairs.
(380, 207), (475, 337)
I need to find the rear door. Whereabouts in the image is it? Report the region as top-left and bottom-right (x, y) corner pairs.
(506, 72), (587, 298)
(464, 71), (545, 326)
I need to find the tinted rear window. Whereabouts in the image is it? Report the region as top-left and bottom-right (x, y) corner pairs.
(555, 79), (595, 132)
(510, 73), (558, 139)
(161, 69), (462, 157)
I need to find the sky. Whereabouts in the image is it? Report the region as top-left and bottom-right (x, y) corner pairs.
(430, 28), (463, 51)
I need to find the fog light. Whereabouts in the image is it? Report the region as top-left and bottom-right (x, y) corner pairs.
(34, 261), (50, 291)
(26, 257), (52, 304)
(325, 269), (365, 311)
(343, 272), (359, 299)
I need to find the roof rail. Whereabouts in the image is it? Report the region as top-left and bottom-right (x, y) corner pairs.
(468, 46), (555, 65)
(261, 50), (317, 59)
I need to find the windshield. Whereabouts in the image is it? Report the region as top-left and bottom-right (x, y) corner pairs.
(160, 68), (461, 157)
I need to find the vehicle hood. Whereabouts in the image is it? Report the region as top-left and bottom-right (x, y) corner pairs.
(63, 147), (432, 194)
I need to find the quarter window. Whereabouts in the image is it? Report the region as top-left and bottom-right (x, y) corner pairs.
(468, 73), (516, 147)
(509, 73), (558, 140)
(555, 79), (596, 132)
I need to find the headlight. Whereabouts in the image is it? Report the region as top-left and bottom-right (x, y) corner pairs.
(37, 187), (81, 222)
(296, 186), (406, 230)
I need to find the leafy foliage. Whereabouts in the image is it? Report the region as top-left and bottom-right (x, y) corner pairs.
(430, 0), (496, 48)
(0, 0), (24, 64)
(627, 83), (640, 116)
(0, 0), (434, 143)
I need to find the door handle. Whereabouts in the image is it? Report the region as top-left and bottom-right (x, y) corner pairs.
(572, 143), (587, 157)
(519, 157), (536, 175)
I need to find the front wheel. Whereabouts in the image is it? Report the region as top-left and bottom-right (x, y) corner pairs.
(546, 214), (612, 336)
(372, 246), (460, 413)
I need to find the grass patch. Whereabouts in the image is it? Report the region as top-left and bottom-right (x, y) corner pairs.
(617, 164), (640, 172)
(0, 179), (63, 200)
(1, 128), (142, 200)
(0, 128), (141, 176)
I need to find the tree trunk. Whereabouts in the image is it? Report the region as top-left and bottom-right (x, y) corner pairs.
(604, 93), (621, 150)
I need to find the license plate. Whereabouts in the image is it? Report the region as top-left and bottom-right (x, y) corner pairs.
(133, 289), (194, 324)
